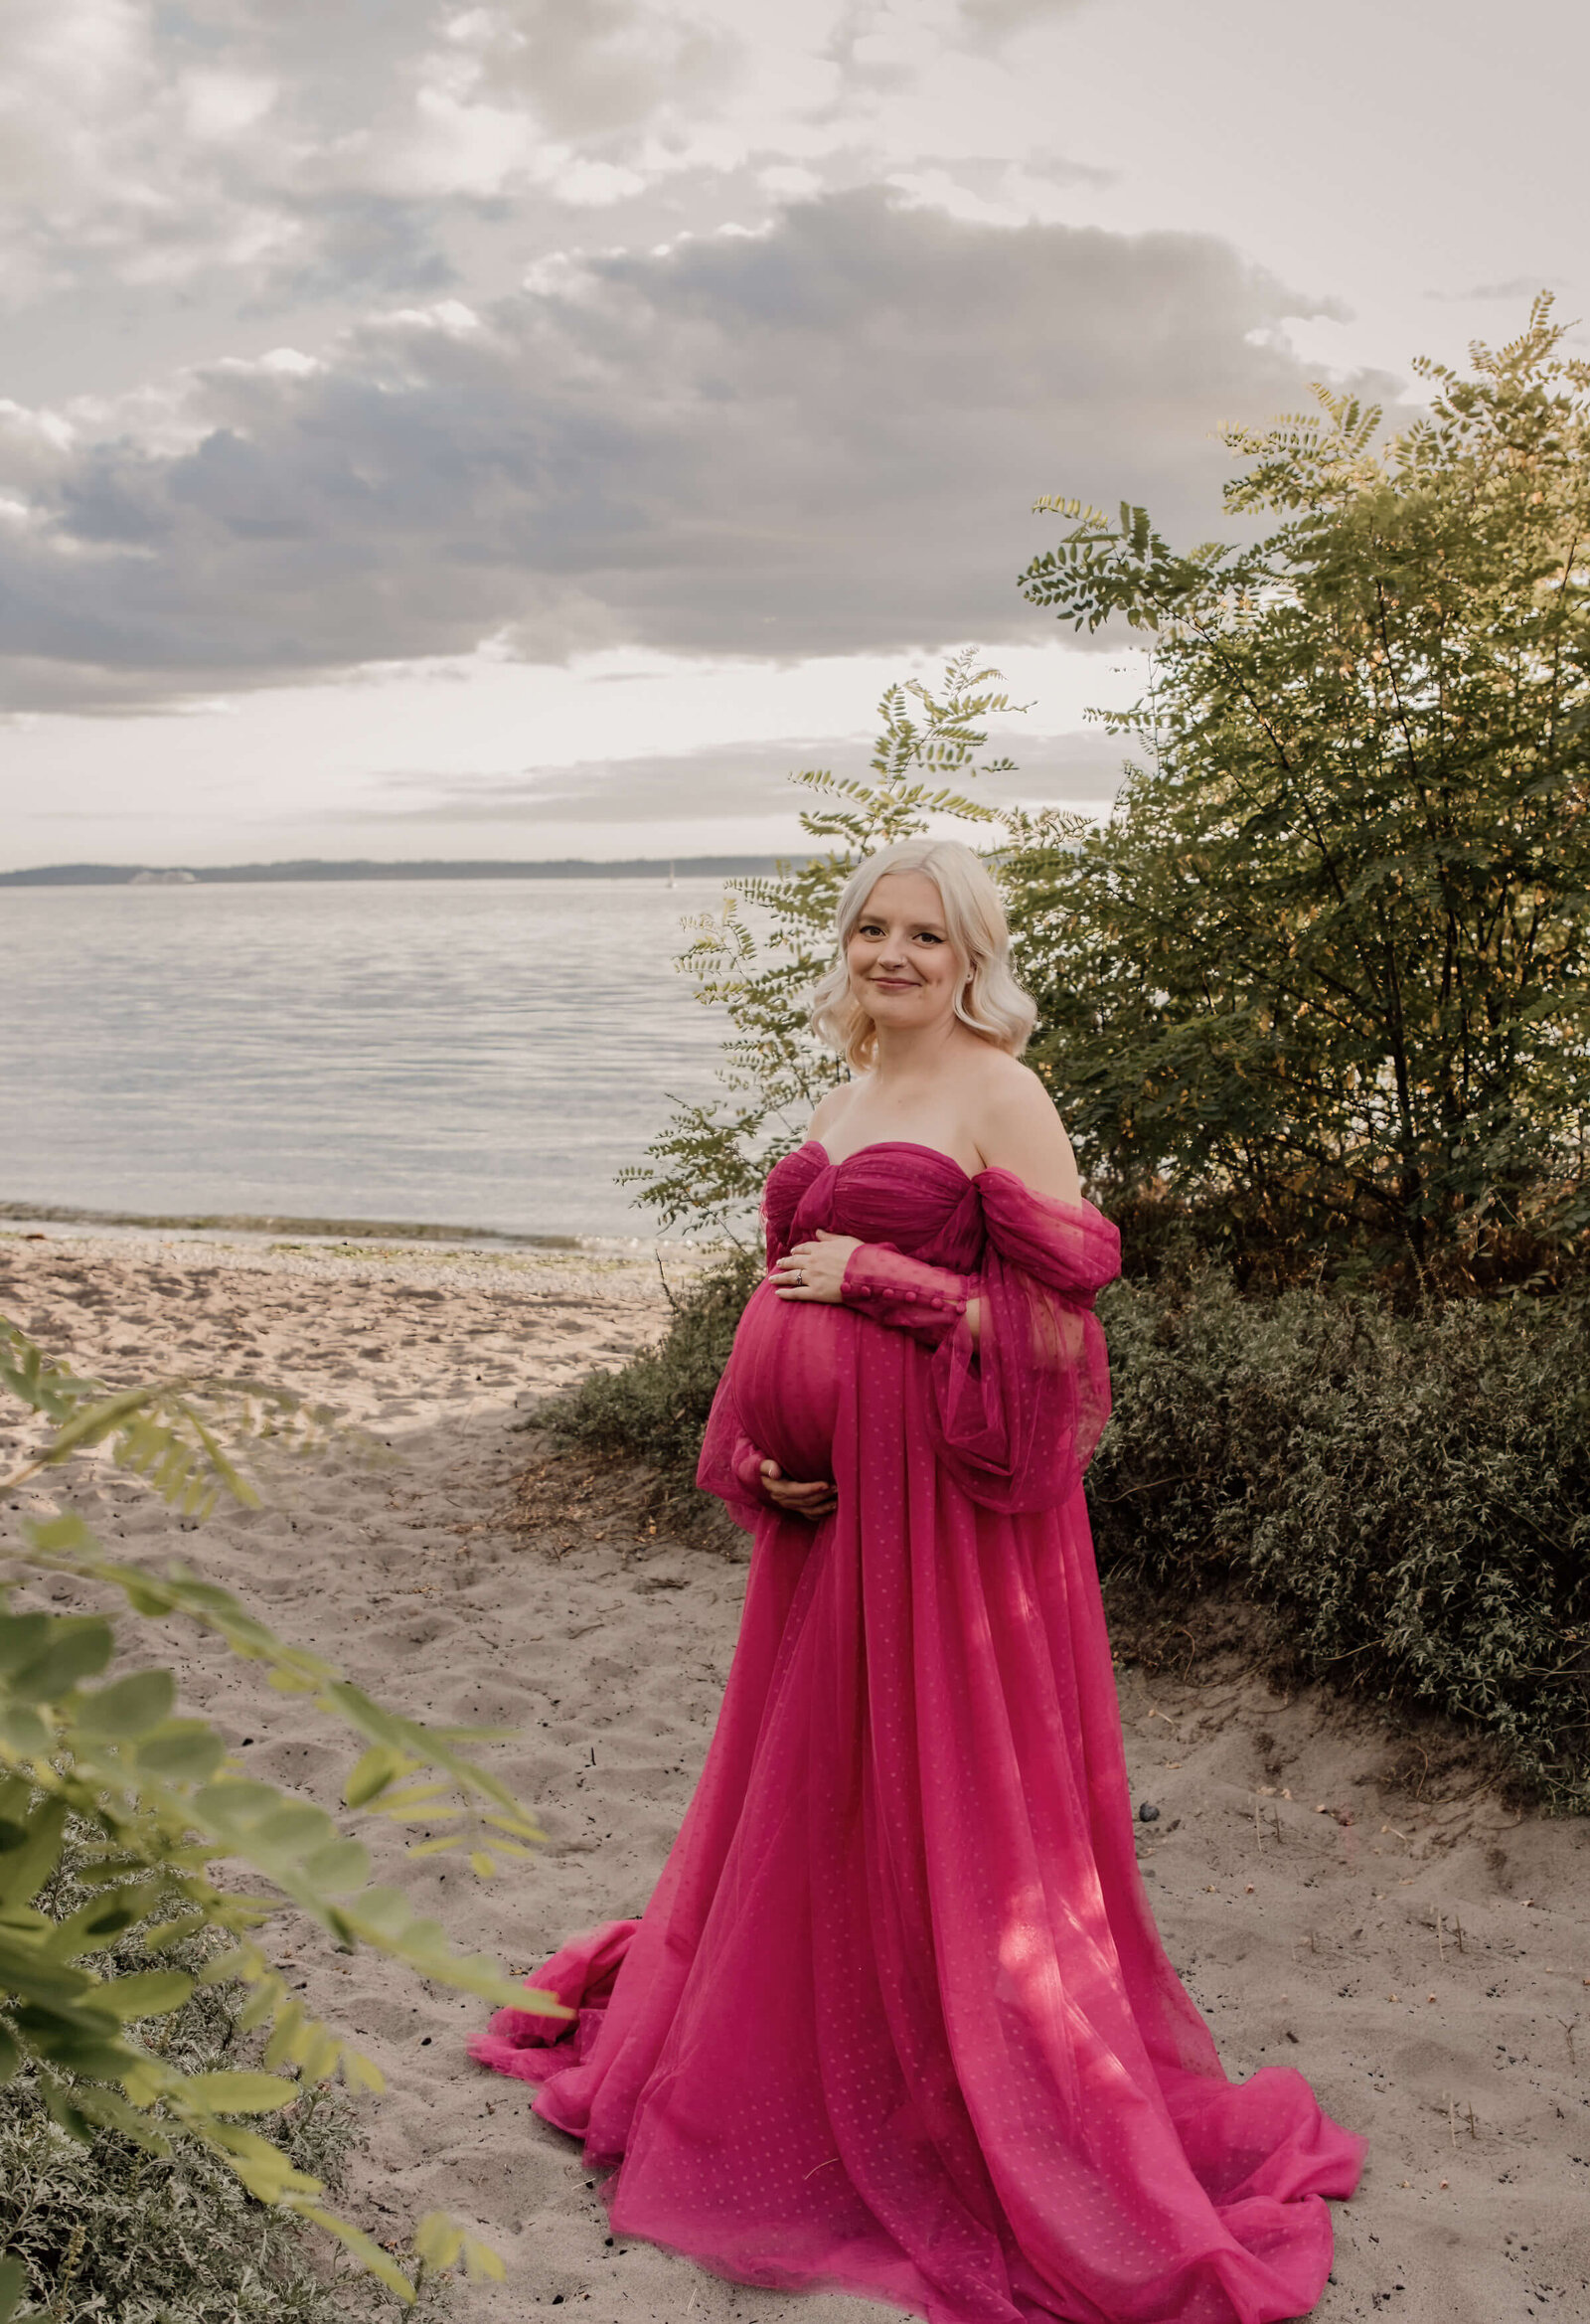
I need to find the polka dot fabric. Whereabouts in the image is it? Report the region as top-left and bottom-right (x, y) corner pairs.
(472, 1144), (1365, 2323)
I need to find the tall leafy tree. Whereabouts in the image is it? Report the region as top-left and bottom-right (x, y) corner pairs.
(1015, 298), (1590, 1279)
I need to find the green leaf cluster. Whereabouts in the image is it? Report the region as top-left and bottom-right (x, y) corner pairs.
(0, 1323), (559, 2311)
(1018, 296), (1590, 1282)
(1090, 1270), (1590, 1810)
(0, 1843), (393, 2324)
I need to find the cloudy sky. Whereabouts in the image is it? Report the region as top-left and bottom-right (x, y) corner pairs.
(2, 0), (1585, 869)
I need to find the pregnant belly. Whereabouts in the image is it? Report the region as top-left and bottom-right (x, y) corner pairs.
(728, 1279), (851, 1482)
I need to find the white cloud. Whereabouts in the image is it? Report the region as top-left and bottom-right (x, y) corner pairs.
(0, 634), (1144, 867)
(181, 71), (278, 143)
(406, 87), (543, 198)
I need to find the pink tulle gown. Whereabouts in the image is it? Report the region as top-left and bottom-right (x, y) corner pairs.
(472, 1142), (1365, 2323)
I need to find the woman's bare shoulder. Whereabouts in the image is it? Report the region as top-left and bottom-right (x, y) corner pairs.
(966, 1050), (1051, 1119)
(808, 1081), (856, 1142)
(970, 1056), (1081, 1203)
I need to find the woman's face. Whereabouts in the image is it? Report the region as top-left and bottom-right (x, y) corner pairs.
(846, 871), (963, 1037)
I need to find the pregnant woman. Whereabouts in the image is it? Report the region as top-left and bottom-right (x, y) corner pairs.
(473, 839), (1365, 2324)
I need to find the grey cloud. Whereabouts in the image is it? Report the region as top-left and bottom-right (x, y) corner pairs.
(269, 195), (460, 307)
(348, 729), (1130, 825)
(958, 0), (1091, 43)
(357, 741), (850, 824)
(205, 0), (741, 144)
(0, 0), (433, 325)
(1, 190), (1352, 702)
(1425, 276), (1558, 303)
(452, 0), (742, 138)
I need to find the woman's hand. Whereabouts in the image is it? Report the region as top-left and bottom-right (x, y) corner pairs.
(769, 1229), (862, 1304)
(759, 1459), (837, 1521)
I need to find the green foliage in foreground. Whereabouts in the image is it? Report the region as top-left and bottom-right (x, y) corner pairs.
(1017, 299), (1590, 1282)
(0, 1319), (565, 2318)
(555, 1267), (1590, 1812)
(0, 1842), (404, 2323)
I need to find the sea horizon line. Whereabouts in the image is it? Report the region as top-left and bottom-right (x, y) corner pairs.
(0, 856), (804, 888)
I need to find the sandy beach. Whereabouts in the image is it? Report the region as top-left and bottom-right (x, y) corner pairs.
(1, 1226), (1586, 2324)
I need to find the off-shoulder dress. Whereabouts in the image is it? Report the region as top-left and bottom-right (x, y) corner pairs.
(473, 1142), (1365, 2324)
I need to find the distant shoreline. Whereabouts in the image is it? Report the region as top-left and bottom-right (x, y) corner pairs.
(0, 856), (800, 888)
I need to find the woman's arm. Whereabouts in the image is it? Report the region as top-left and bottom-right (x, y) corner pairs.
(772, 1233), (981, 1346)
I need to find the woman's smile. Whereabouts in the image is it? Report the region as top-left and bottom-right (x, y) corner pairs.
(846, 870), (963, 1022)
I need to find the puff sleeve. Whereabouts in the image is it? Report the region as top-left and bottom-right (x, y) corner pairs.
(920, 1172), (1120, 1513)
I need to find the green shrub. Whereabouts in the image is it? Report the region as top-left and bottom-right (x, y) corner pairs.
(1090, 1273), (1590, 1809)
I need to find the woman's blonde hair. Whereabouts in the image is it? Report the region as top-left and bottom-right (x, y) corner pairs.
(809, 839), (1037, 1068)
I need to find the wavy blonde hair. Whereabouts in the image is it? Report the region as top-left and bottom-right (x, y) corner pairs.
(809, 839), (1037, 1068)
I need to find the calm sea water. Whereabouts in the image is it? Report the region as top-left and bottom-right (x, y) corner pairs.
(2, 880), (745, 1242)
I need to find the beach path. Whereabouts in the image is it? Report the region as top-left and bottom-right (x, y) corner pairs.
(1, 1229), (1585, 2324)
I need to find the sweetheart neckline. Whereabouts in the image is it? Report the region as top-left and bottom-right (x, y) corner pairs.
(777, 1141), (1111, 1227)
(800, 1137), (978, 1184)
(780, 1138), (1106, 1227)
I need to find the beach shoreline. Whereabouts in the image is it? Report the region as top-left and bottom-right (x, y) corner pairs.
(1, 1228), (1585, 2324)
(0, 1200), (716, 1262)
